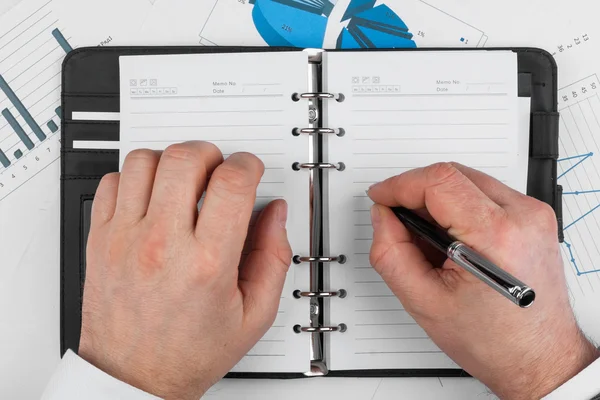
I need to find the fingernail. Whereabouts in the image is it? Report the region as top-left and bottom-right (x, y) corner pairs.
(277, 201), (288, 229)
(371, 205), (381, 228)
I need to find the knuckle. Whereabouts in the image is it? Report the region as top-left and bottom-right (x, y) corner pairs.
(244, 152), (265, 171)
(532, 201), (558, 232)
(277, 246), (293, 269)
(135, 226), (170, 275)
(426, 162), (464, 186)
(163, 143), (200, 164)
(94, 174), (119, 212)
(126, 148), (157, 164)
(190, 252), (222, 283)
(199, 141), (222, 157)
(193, 243), (222, 275)
(211, 162), (258, 195)
(100, 172), (120, 187)
(369, 244), (387, 272)
(369, 242), (399, 281)
(230, 152), (265, 176)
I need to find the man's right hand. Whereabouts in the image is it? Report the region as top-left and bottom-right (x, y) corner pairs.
(368, 162), (599, 399)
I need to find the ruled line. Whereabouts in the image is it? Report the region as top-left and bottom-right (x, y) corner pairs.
(355, 351), (443, 355)
(131, 109), (284, 115)
(354, 137), (507, 141)
(353, 123), (508, 127)
(0, 12), (55, 54)
(355, 323), (418, 327)
(352, 108), (508, 112)
(355, 337), (429, 341)
(352, 151), (509, 155)
(244, 354), (286, 357)
(131, 125), (285, 130)
(354, 93), (507, 98)
(0, 0), (51, 43)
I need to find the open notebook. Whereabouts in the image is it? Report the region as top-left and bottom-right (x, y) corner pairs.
(117, 49), (529, 375)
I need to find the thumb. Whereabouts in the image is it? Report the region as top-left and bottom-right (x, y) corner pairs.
(238, 200), (292, 332)
(370, 204), (449, 314)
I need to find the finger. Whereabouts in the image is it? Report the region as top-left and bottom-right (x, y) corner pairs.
(147, 141), (223, 232)
(239, 200), (292, 330)
(196, 153), (264, 269)
(367, 162), (507, 249)
(91, 172), (120, 227)
(370, 204), (449, 313)
(114, 149), (161, 224)
(449, 162), (526, 208)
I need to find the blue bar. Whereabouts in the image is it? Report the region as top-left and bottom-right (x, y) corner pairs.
(0, 74), (46, 142)
(52, 28), (73, 54)
(0, 149), (9, 168)
(47, 120), (58, 133)
(14, 149), (23, 159)
(2, 108), (34, 150)
(55, 106), (62, 119)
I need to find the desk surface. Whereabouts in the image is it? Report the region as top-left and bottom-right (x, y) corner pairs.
(2, 0), (600, 398)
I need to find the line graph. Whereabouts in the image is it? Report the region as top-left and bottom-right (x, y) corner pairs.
(558, 152), (593, 179)
(564, 189), (600, 195)
(557, 74), (600, 280)
(563, 240), (600, 276)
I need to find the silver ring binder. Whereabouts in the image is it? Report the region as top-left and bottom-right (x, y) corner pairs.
(293, 162), (345, 171)
(294, 324), (348, 333)
(290, 65), (347, 375)
(293, 127), (338, 136)
(292, 128), (345, 136)
(293, 290), (347, 299)
(293, 255), (347, 264)
(292, 92), (345, 102)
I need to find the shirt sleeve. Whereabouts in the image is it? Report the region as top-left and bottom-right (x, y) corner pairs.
(544, 357), (600, 400)
(41, 350), (162, 400)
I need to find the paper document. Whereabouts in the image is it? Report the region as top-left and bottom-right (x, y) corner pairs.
(119, 51), (312, 373)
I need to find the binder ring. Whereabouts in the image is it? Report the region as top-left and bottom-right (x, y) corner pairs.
(293, 289), (347, 299)
(294, 324), (348, 333)
(292, 92), (345, 102)
(293, 255), (347, 264)
(293, 162), (346, 171)
(292, 127), (345, 137)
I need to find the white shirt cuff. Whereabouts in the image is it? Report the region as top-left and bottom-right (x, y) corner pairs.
(41, 349), (161, 400)
(544, 356), (600, 400)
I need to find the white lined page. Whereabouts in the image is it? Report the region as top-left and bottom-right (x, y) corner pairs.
(119, 52), (311, 373)
(323, 51), (524, 371)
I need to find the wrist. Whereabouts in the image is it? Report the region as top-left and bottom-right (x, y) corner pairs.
(530, 335), (599, 399)
(78, 345), (209, 400)
(492, 331), (599, 400)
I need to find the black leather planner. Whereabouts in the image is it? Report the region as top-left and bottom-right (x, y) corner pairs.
(61, 46), (562, 378)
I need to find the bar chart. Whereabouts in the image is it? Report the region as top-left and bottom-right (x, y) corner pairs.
(0, 0), (71, 201)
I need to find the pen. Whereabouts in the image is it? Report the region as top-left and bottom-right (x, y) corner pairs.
(391, 206), (536, 308)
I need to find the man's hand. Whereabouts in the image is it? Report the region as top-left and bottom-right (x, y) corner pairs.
(79, 141), (292, 399)
(368, 162), (599, 399)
